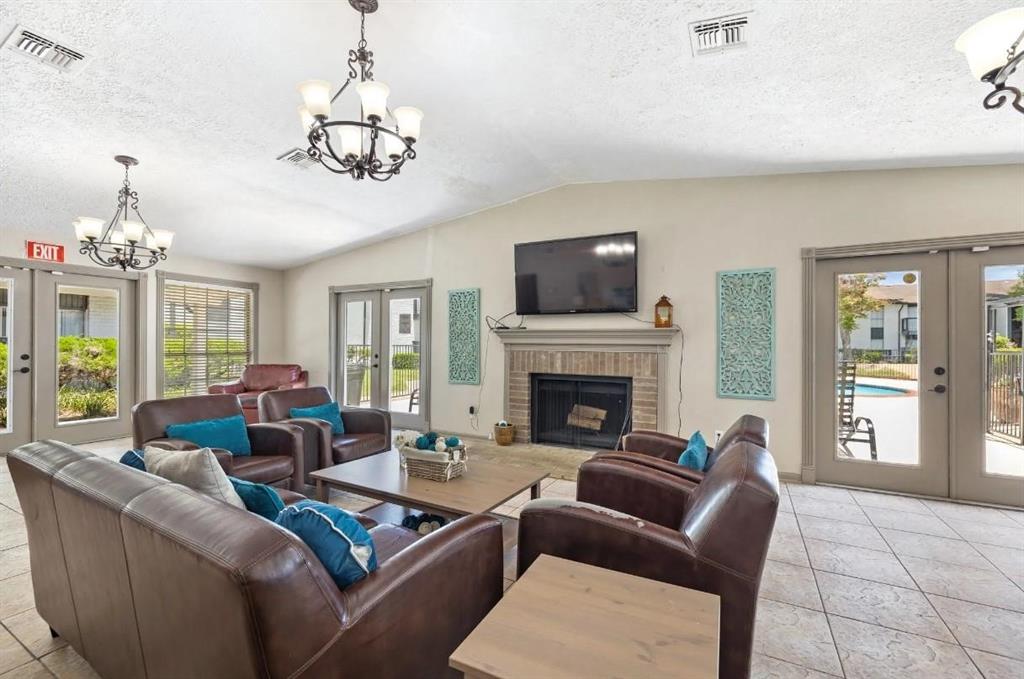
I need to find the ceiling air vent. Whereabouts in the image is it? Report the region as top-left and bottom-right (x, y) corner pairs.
(2, 25), (90, 74)
(688, 12), (750, 56)
(276, 148), (319, 169)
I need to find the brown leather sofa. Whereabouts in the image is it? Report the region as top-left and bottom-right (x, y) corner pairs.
(9, 440), (504, 679)
(259, 386), (391, 483)
(596, 414), (769, 487)
(209, 364), (309, 423)
(518, 441), (779, 679)
(133, 393), (305, 490)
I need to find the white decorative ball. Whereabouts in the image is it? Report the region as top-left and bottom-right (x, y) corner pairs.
(434, 439), (447, 452)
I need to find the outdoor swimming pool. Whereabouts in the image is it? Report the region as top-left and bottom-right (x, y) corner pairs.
(854, 384), (912, 396)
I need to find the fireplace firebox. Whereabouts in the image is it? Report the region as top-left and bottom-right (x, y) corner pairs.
(530, 373), (632, 449)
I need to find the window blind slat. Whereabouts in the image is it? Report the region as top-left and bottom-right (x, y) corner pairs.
(161, 280), (254, 397)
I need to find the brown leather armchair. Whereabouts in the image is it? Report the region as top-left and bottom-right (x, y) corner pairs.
(132, 393), (304, 490)
(10, 440), (504, 679)
(209, 363), (309, 423)
(518, 442), (780, 679)
(259, 386), (390, 483)
(596, 414), (769, 487)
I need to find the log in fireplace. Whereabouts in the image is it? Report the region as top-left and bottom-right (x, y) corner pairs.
(530, 373), (632, 449)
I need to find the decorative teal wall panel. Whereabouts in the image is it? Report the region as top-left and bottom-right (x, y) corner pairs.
(717, 268), (775, 400)
(448, 288), (481, 385)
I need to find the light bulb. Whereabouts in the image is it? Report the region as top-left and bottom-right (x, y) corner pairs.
(150, 229), (174, 250)
(73, 216), (104, 240)
(955, 9), (1024, 80)
(121, 220), (145, 243)
(393, 106), (423, 141)
(337, 126), (362, 157)
(356, 80), (389, 121)
(384, 133), (407, 160)
(298, 105), (316, 133)
(297, 80), (332, 118)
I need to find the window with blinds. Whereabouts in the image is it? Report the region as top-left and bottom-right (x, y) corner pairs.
(161, 280), (254, 397)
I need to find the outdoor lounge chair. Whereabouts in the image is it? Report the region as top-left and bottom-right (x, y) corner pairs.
(837, 360), (878, 460)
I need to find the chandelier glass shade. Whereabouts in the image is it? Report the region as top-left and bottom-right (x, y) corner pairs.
(956, 8), (1024, 115)
(74, 156), (174, 271)
(297, 0), (423, 181)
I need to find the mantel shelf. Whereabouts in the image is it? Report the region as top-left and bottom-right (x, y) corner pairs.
(494, 326), (679, 348)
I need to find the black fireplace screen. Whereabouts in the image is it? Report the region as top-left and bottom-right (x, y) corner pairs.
(530, 373), (632, 449)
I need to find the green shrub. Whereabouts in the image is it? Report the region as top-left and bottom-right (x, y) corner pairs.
(392, 352), (419, 370)
(58, 337), (117, 390)
(58, 388), (117, 421)
(995, 334), (1019, 351)
(858, 350), (884, 364)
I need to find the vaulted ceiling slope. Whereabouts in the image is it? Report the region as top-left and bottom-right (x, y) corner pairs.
(0, 0), (1020, 269)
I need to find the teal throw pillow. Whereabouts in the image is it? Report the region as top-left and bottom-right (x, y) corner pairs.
(228, 476), (286, 520)
(119, 449), (147, 471)
(677, 431), (708, 470)
(166, 415), (252, 456)
(275, 500), (377, 589)
(289, 402), (345, 435)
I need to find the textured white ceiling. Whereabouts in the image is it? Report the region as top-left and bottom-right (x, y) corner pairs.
(1, 0), (1021, 269)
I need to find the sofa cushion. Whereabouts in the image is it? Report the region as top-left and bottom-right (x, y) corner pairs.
(243, 364), (301, 391)
(368, 523), (420, 563)
(166, 415), (252, 456)
(678, 431), (708, 471)
(144, 447), (245, 509)
(290, 402), (345, 435)
(228, 476), (286, 520)
(275, 499), (378, 589)
(230, 455), (294, 485)
(332, 433), (389, 463)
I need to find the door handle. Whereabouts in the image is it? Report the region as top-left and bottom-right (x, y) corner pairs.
(18, 367), (30, 374)
(929, 385), (947, 393)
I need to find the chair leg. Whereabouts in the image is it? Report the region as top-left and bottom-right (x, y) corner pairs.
(49, 627), (59, 639)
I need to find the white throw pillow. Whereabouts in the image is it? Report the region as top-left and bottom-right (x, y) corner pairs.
(143, 446), (244, 509)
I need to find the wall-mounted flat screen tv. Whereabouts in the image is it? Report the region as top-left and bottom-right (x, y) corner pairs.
(514, 231), (638, 315)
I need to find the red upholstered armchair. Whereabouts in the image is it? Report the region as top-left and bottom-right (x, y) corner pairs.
(209, 364), (308, 423)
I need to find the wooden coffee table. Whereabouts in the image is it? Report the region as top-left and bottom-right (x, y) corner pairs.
(450, 555), (720, 679)
(309, 448), (548, 517)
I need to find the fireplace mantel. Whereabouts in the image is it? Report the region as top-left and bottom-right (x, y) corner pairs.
(498, 326), (679, 443)
(494, 327), (679, 350)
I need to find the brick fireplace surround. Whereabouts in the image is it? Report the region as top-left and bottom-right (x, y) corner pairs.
(495, 328), (680, 444)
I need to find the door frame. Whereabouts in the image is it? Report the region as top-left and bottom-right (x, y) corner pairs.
(0, 256), (148, 446)
(801, 232), (1024, 492)
(328, 279), (432, 429)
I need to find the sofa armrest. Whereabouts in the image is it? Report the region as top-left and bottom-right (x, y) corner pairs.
(282, 417), (334, 477)
(208, 380), (245, 395)
(577, 458), (694, 529)
(621, 430), (688, 461)
(337, 515), (503, 677)
(246, 422), (304, 489)
(339, 406), (391, 440)
(593, 451), (706, 485)
(517, 499), (704, 583)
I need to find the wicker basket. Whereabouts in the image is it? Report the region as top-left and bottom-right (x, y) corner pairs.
(399, 445), (468, 482)
(494, 424), (516, 446)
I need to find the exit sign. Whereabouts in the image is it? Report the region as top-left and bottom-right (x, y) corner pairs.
(26, 241), (65, 263)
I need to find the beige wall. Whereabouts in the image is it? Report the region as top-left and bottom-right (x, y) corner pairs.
(0, 227), (285, 400)
(282, 165), (1024, 475)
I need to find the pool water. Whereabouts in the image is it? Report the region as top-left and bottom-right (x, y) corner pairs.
(854, 384), (911, 396)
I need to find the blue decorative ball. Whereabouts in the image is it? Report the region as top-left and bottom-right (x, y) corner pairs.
(425, 431), (439, 444)
(445, 436), (460, 447)
(415, 435), (431, 450)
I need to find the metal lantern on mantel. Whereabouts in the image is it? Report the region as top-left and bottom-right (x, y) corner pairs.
(654, 296), (673, 328)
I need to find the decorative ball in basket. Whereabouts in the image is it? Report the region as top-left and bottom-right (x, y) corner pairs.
(395, 431), (468, 482)
(494, 421), (516, 446)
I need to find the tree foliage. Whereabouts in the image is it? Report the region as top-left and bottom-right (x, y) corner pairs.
(838, 274), (884, 359)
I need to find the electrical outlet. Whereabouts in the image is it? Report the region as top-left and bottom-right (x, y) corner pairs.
(488, 432), (494, 440)
(714, 430), (724, 444)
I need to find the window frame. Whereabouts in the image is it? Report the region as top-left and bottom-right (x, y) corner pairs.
(156, 271), (259, 398)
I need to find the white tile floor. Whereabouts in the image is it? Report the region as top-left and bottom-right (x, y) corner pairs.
(1, 439), (1022, 678)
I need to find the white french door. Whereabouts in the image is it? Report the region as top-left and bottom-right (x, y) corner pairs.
(334, 283), (430, 431)
(0, 265), (138, 453)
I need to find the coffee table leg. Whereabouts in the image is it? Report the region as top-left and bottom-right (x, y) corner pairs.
(316, 479), (327, 502)
(531, 482), (541, 500)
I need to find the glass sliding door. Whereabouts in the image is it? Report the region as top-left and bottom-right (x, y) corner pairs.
(335, 283), (431, 431)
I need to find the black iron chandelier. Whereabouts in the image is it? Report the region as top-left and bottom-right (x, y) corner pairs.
(73, 156), (174, 271)
(296, 0), (423, 181)
(956, 8), (1024, 115)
